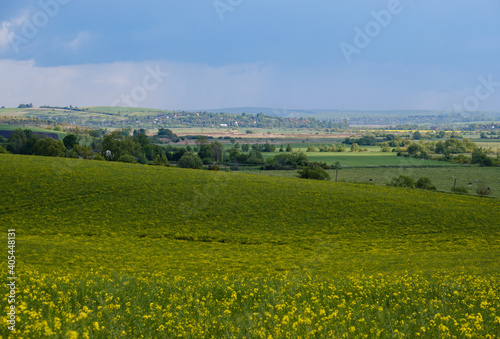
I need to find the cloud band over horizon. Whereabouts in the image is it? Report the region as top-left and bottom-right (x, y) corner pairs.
(1, 1), (499, 112)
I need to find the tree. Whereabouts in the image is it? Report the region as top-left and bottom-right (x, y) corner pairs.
(119, 127), (132, 137)
(286, 144), (293, 152)
(151, 153), (169, 166)
(263, 142), (275, 152)
(7, 129), (39, 155)
(407, 143), (420, 156)
(67, 144), (94, 159)
(471, 149), (493, 166)
(413, 131), (423, 140)
(350, 143), (360, 152)
(7, 129), (27, 154)
(435, 141), (446, 154)
(132, 132), (156, 160)
(178, 153), (203, 169)
(158, 128), (180, 142)
(380, 142), (390, 152)
(211, 141), (224, 162)
(241, 144), (250, 152)
(279, 145), (284, 152)
(63, 134), (78, 150)
(101, 131), (137, 161)
(137, 153), (149, 164)
(246, 150), (264, 164)
(33, 138), (66, 157)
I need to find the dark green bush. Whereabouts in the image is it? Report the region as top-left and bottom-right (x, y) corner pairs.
(387, 175), (415, 188)
(298, 167), (330, 181)
(415, 177), (436, 191)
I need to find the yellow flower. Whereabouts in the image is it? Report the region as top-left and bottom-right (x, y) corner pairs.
(66, 330), (79, 339)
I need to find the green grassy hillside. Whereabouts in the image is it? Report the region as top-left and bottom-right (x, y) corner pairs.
(1, 153), (498, 275)
(1, 154), (499, 338)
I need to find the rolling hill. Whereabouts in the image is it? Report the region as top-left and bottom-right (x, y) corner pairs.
(1, 154), (499, 338)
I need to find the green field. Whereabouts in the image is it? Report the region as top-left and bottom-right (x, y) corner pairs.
(260, 149), (457, 167)
(1, 154), (499, 338)
(239, 165), (500, 199)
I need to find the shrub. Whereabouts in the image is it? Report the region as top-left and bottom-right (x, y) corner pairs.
(150, 154), (169, 166)
(297, 166), (331, 181)
(117, 154), (137, 163)
(476, 182), (491, 196)
(264, 152), (309, 170)
(415, 177), (436, 191)
(387, 175), (415, 188)
(0, 145), (8, 154)
(451, 186), (468, 194)
(93, 154), (105, 161)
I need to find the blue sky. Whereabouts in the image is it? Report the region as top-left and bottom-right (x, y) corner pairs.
(1, 0), (499, 111)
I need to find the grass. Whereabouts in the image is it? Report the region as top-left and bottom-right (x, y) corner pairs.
(238, 165), (499, 199)
(260, 150), (457, 167)
(1, 154), (499, 338)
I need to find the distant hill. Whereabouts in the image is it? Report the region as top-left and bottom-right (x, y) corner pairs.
(2, 106), (499, 130)
(195, 107), (500, 119)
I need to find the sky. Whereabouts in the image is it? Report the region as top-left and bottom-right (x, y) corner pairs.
(0, 0), (499, 111)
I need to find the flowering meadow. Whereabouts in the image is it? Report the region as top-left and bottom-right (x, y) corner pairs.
(1, 154), (499, 338)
